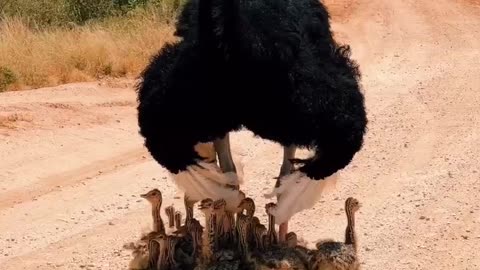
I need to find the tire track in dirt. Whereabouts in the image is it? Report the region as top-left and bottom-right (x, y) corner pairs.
(0, 148), (147, 210)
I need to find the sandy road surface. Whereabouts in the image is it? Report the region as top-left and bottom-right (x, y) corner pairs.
(1, 0), (480, 269)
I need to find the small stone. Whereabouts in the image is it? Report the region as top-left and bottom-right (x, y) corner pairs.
(461, 235), (469, 240)
(419, 216), (426, 220)
(109, 221), (115, 226)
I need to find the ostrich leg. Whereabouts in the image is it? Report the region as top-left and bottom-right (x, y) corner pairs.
(214, 133), (237, 176)
(213, 133), (244, 212)
(276, 145), (297, 243)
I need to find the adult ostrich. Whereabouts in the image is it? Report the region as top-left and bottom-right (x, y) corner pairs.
(137, 0), (367, 241)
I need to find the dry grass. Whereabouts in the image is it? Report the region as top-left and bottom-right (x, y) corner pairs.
(0, 13), (176, 91)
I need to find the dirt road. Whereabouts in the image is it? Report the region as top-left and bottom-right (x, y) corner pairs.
(1, 0), (479, 269)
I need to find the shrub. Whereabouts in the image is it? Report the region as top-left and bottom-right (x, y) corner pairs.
(0, 66), (17, 92)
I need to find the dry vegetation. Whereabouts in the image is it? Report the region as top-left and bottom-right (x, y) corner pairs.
(0, 0), (181, 91)
(0, 0), (356, 92)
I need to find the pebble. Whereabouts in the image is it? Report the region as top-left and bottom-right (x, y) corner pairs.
(109, 221), (115, 226)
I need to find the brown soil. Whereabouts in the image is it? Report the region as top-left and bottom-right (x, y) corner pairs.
(1, 1), (479, 269)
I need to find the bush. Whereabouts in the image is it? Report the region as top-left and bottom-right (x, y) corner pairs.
(0, 0), (186, 27)
(1, 0), (70, 27)
(0, 66), (17, 92)
(0, 0), (186, 91)
(65, 0), (115, 24)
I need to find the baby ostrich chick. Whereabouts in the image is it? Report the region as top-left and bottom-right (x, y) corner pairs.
(238, 198), (256, 247)
(265, 203), (279, 247)
(190, 218), (204, 258)
(175, 211), (183, 230)
(147, 233), (164, 270)
(286, 232), (313, 267)
(286, 232), (298, 248)
(165, 205), (176, 230)
(198, 198), (215, 265)
(166, 235), (181, 269)
(311, 197), (361, 270)
(235, 213), (256, 269)
(127, 231), (161, 270)
(212, 198), (238, 262)
(238, 198), (256, 217)
(250, 217), (263, 251)
(250, 204), (308, 270)
(236, 215), (253, 253)
(171, 210), (196, 267)
(151, 234), (169, 270)
(252, 221), (267, 251)
(213, 198), (235, 249)
(141, 189), (166, 234)
(184, 194), (197, 229)
(198, 214), (255, 270)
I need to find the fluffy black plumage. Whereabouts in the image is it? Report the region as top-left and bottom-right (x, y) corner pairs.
(138, 0), (367, 181)
(137, 41), (243, 174)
